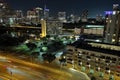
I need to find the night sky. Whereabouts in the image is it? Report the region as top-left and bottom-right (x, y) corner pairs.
(5, 0), (120, 17)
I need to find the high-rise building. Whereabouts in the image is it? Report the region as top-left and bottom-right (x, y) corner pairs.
(96, 14), (103, 22)
(104, 4), (120, 44)
(14, 10), (23, 23)
(67, 14), (75, 23)
(41, 19), (46, 37)
(115, 13), (120, 45)
(58, 12), (67, 23)
(113, 4), (119, 10)
(27, 10), (37, 22)
(81, 9), (88, 22)
(67, 14), (80, 23)
(35, 7), (43, 21)
(0, 0), (13, 23)
(46, 20), (63, 35)
(26, 7), (43, 23)
(44, 5), (49, 20)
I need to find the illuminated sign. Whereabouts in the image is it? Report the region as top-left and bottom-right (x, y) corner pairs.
(105, 11), (113, 15)
(45, 9), (49, 11)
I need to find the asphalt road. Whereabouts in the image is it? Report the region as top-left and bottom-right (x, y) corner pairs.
(0, 51), (90, 80)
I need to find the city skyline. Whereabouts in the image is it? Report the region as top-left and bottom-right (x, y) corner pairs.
(0, 1), (120, 80)
(5, 0), (120, 17)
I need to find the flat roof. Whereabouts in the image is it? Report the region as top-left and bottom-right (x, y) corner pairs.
(70, 40), (120, 57)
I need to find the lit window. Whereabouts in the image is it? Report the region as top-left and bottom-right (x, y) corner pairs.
(112, 39), (115, 42)
(113, 11), (116, 15)
(110, 20), (112, 23)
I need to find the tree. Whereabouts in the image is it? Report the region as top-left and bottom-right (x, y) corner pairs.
(31, 52), (39, 57)
(46, 35), (50, 39)
(42, 53), (56, 63)
(91, 76), (96, 80)
(26, 42), (37, 50)
(0, 33), (19, 46)
(47, 40), (65, 53)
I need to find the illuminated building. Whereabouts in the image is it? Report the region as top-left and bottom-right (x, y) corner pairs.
(14, 10), (23, 23)
(0, 0), (13, 23)
(27, 7), (43, 23)
(41, 19), (46, 37)
(27, 10), (37, 22)
(104, 4), (120, 44)
(63, 22), (105, 37)
(83, 25), (104, 36)
(67, 14), (80, 23)
(58, 12), (67, 23)
(65, 42), (120, 78)
(35, 7), (43, 22)
(96, 14), (103, 22)
(81, 9), (88, 22)
(44, 5), (49, 20)
(74, 15), (80, 23)
(67, 14), (75, 23)
(46, 20), (63, 35)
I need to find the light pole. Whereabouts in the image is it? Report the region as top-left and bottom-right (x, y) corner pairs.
(7, 67), (13, 80)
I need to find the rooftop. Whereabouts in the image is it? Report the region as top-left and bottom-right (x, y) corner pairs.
(70, 40), (120, 57)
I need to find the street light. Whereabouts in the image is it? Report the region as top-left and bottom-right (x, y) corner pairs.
(7, 67), (13, 80)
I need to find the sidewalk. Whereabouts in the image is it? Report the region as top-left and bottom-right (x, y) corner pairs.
(65, 63), (120, 80)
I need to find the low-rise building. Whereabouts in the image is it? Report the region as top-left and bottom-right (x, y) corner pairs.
(64, 41), (120, 78)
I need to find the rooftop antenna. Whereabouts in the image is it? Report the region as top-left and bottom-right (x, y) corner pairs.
(43, 0), (47, 10)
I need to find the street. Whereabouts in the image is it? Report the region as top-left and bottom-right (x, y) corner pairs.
(0, 51), (90, 80)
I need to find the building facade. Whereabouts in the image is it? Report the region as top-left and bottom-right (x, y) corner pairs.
(58, 12), (67, 23)
(44, 8), (49, 20)
(26, 7), (43, 23)
(0, 0), (14, 24)
(46, 20), (63, 35)
(104, 4), (120, 44)
(14, 10), (24, 23)
(65, 44), (120, 79)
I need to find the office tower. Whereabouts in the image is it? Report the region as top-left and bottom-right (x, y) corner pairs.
(41, 19), (46, 37)
(15, 10), (23, 23)
(27, 10), (37, 22)
(81, 9), (88, 22)
(44, 5), (49, 20)
(74, 15), (80, 23)
(46, 20), (63, 35)
(67, 14), (75, 23)
(67, 14), (80, 23)
(0, 0), (12, 23)
(115, 13), (120, 45)
(96, 14), (103, 22)
(104, 4), (120, 44)
(27, 7), (43, 23)
(35, 7), (43, 22)
(58, 12), (67, 23)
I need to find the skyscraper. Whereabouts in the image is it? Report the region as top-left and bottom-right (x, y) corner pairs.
(35, 7), (43, 22)
(26, 10), (37, 22)
(41, 19), (46, 37)
(0, 0), (12, 23)
(44, 5), (49, 20)
(81, 9), (88, 22)
(58, 12), (67, 23)
(104, 4), (120, 45)
(26, 7), (43, 23)
(15, 10), (23, 23)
